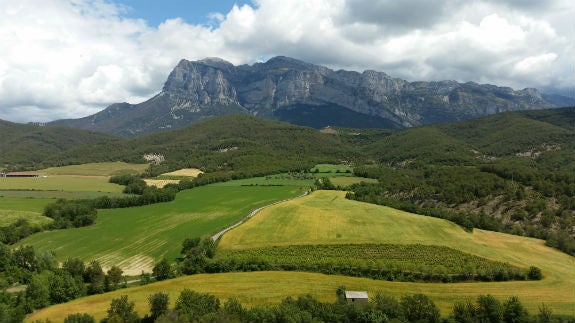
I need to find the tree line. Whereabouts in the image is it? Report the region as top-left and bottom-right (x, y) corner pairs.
(39, 289), (570, 323)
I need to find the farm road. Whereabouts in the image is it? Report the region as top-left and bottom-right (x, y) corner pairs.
(211, 190), (309, 242)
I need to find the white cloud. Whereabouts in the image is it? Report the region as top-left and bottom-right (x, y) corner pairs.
(0, 0), (572, 123)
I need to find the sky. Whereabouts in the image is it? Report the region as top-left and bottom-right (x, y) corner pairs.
(0, 0), (573, 123)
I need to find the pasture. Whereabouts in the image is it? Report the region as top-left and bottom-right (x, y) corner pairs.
(218, 190), (575, 314)
(30, 162), (148, 176)
(0, 176), (123, 194)
(161, 168), (203, 178)
(329, 176), (378, 187)
(0, 197), (54, 226)
(25, 269), (575, 322)
(19, 185), (303, 274)
(310, 163), (352, 174)
(211, 174), (315, 187)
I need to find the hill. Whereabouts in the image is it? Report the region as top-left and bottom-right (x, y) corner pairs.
(25, 191), (575, 322)
(0, 119), (117, 171)
(45, 114), (360, 178)
(3, 108), (574, 255)
(346, 107), (575, 254)
(50, 56), (555, 137)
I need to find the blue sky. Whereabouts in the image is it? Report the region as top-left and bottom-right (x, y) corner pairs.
(114, 0), (252, 27)
(0, 0), (572, 122)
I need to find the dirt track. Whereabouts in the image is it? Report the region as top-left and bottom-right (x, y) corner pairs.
(211, 190), (309, 242)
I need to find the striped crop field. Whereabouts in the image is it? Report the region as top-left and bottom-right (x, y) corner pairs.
(18, 185), (303, 275)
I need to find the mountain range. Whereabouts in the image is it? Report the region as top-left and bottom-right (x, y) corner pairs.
(50, 56), (563, 137)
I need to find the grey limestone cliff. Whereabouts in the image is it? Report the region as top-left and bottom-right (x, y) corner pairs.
(52, 56), (555, 137)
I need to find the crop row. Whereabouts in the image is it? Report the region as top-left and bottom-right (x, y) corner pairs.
(213, 244), (539, 283)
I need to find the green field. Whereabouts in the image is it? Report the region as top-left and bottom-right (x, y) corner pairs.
(25, 268), (574, 323)
(31, 162), (148, 176)
(330, 176), (378, 187)
(0, 197), (54, 226)
(0, 176), (123, 193)
(310, 164), (353, 174)
(218, 190), (575, 315)
(211, 174), (315, 187)
(19, 185), (303, 274)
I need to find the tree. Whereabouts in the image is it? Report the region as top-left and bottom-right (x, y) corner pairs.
(49, 270), (86, 303)
(106, 266), (124, 291)
(503, 297), (529, 323)
(175, 289), (220, 321)
(452, 299), (477, 323)
(476, 295), (503, 323)
(537, 303), (553, 323)
(63, 258), (85, 278)
(64, 313), (96, 323)
(527, 266), (542, 280)
(152, 258), (172, 281)
(373, 293), (401, 319)
(84, 260), (105, 294)
(106, 295), (140, 323)
(400, 294), (440, 323)
(26, 272), (52, 309)
(148, 292), (169, 321)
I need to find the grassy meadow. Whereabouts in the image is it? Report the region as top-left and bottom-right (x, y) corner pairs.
(217, 190), (575, 315)
(18, 185), (303, 274)
(0, 197), (54, 226)
(29, 162), (148, 176)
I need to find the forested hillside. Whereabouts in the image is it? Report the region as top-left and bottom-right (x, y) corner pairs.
(1, 108), (573, 254)
(41, 115), (362, 180)
(345, 107), (575, 254)
(0, 120), (117, 171)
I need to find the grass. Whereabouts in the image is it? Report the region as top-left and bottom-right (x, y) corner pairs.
(161, 168), (203, 177)
(310, 164), (352, 173)
(19, 185), (302, 275)
(23, 190), (575, 321)
(0, 197), (54, 226)
(30, 162), (148, 176)
(0, 197), (54, 213)
(25, 269), (575, 323)
(330, 176), (378, 187)
(217, 190), (575, 315)
(211, 174), (315, 187)
(0, 210), (52, 226)
(0, 176), (123, 193)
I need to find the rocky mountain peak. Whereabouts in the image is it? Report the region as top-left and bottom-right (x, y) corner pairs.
(50, 56), (558, 137)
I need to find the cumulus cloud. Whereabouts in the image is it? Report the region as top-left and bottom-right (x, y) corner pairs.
(0, 0), (572, 122)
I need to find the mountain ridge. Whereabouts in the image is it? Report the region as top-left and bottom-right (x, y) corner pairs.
(51, 56), (557, 137)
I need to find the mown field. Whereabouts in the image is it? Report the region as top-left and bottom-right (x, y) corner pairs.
(28, 162), (148, 176)
(18, 185), (303, 274)
(0, 196), (54, 226)
(24, 190), (575, 322)
(217, 190), (575, 315)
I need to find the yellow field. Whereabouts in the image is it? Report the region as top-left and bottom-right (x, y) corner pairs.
(30, 162), (148, 176)
(24, 190), (575, 321)
(162, 168), (203, 177)
(218, 190), (575, 314)
(144, 179), (180, 188)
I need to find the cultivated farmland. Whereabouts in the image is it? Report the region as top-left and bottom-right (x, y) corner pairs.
(217, 190), (575, 315)
(18, 185), (303, 274)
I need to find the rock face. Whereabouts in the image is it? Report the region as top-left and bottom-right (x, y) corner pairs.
(52, 56), (555, 137)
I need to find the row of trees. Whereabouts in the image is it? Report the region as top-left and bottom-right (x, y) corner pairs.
(0, 243), (128, 322)
(54, 290), (564, 323)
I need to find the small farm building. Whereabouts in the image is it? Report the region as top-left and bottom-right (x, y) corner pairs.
(3, 173), (39, 178)
(345, 291), (369, 303)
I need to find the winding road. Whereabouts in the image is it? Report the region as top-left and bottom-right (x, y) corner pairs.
(211, 190), (309, 242)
